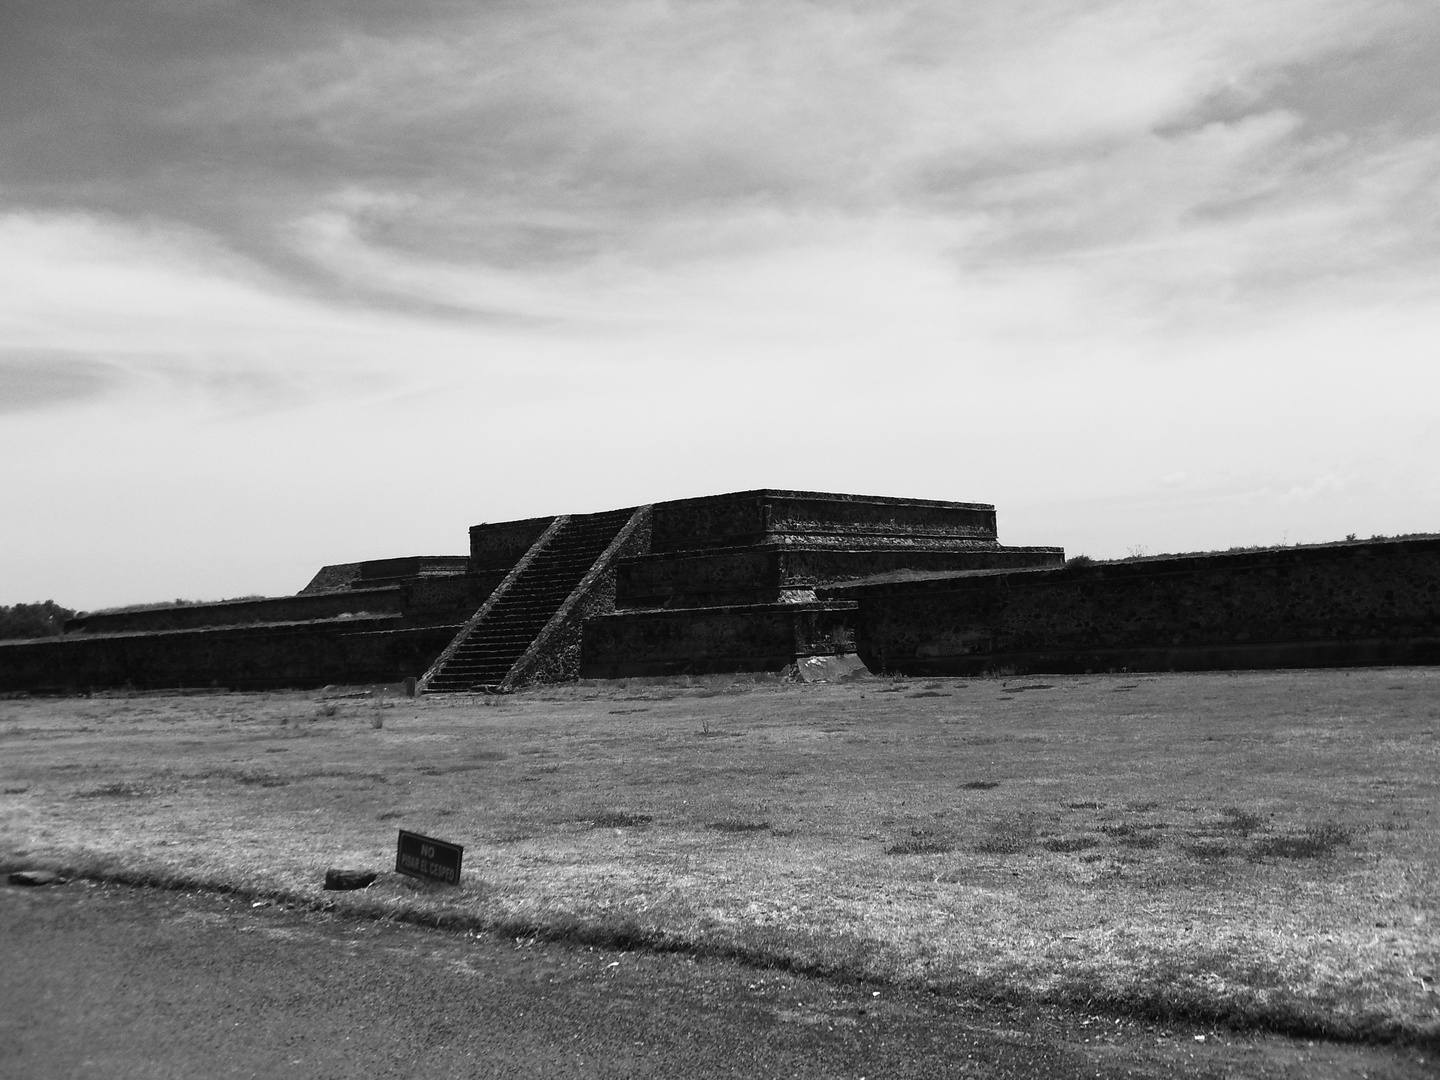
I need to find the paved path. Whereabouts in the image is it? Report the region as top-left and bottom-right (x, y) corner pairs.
(0, 880), (1430, 1079)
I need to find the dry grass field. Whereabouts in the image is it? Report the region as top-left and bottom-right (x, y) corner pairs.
(2, 668), (1436, 1045)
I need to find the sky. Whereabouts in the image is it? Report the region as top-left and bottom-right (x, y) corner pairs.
(3, 0), (1439, 610)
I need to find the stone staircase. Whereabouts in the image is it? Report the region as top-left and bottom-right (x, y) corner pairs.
(422, 507), (640, 692)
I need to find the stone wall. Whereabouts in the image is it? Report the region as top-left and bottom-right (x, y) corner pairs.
(67, 588), (408, 635)
(469, 517), (556, 571)
(825, 538), (1440, 675)
(300, 556), (471, 594)
(649, 490), (998, 552)
(355, 556), (470, 582)
(0, 618), (459, 692)
(580, 601), (859, 678)
(299, 562), (363, 595)
(399, 574), (506, 624)
(64, 573), (502, 637)
(762, 491), (997, 543)
(617, 545), (1064, 609)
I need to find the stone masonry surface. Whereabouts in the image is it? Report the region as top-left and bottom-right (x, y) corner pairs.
(825, 537), (1440, 675)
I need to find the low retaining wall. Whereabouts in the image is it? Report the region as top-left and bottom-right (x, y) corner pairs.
(824, 538), (1440, 675)
(64, 575), (502, 637)
(580, 602), (859, 678)
(0, 618), (460, 692)
(66, 588), (407, 635)
(617, 545), (1064, 608)
(355, 556), (469, 582)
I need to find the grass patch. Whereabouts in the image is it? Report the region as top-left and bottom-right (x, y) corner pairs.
(185, 767), (289, 787)
(415, 752), (507, 774)
(885, 828), (954, 855)
(696, 718), (744, 737)
(1117, 832), (1162, 849)
(1220, 807), (1265, 835)
(73, 782), (154, 799)
(1099, 821), (1167, 847)
(975, 836), (1029, 854)
(1250, 823), (1352, 859)
(1183, 839), (1235, 860)
(705, 818), (770, 833)
(2, 671), (1437, 1044)
(585, 811), (653, 828)
(975, 819), (1034, 854)
(1042, 835), (1099, 853)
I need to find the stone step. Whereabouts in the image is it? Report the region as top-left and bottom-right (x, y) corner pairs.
(425, 509), (638, 691)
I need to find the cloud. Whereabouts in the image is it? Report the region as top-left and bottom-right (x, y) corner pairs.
(3, 1), (1437, 374)
(0, 211), (404, 414)
(5, 1), (1433, 300)
(0, 350), (129, 413)
(0, 347), (308, 417)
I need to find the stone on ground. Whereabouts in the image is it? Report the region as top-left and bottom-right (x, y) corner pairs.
(795, 654), (871, 683)
(9, 869), (65, 887)
(324, 869), (378, 891)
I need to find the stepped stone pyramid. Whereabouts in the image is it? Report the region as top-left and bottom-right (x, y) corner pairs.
(10, 489), (1438, 693)
(578, 490), (1063, 677)
(419, 489), (1062, 689)
(0, 489), (1062, 693)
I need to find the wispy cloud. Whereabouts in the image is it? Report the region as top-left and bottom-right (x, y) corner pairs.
(0, 350), (129, 413)
(7, 2), (1433, 295)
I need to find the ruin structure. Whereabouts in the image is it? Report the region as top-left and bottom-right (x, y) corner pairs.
(2, 489), (1437, 692)
(416, 490), (1062, 690)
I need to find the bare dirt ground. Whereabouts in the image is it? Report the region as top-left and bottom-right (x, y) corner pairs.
(1, 668), (1437, 1067)
(2, 878), (1431, 1079)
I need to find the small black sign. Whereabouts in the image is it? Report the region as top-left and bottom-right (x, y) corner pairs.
(395, 830), (463, 886)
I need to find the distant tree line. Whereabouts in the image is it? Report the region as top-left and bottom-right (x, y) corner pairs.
(0, 601), (77, 640)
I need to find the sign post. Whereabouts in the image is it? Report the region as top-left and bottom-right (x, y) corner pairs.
(395, 830), (463, 886)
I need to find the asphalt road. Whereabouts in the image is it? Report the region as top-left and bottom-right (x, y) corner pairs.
(0, 879), (1430, 1079)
